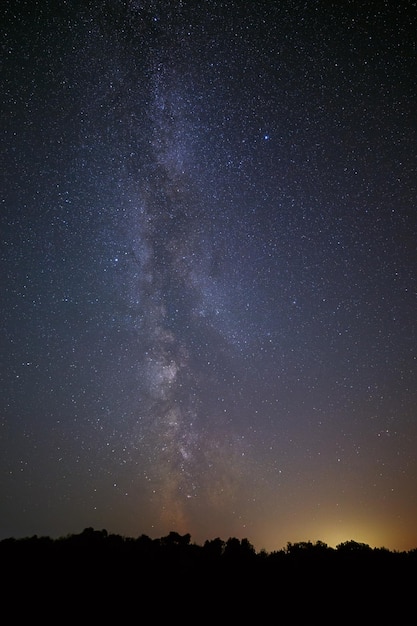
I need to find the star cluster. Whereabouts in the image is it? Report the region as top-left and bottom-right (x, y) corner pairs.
(1, 0), (416, 551)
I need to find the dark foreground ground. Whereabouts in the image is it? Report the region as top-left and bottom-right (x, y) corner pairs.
(1, 529), (415, 623)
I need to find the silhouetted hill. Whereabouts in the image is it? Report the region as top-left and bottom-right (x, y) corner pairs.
(1, 529), (415, 623)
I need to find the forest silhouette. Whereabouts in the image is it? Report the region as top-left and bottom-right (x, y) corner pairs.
(1, 527), (415, 622)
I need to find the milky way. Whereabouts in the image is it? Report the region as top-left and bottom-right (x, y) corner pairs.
(133, 47), (260, 533)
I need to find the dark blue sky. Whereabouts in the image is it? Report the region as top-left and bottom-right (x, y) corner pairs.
(1, 0), (416, 551)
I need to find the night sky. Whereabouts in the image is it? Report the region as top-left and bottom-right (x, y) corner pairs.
(2, 0), (417, 553)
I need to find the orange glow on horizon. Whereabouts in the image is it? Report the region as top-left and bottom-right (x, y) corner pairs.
(258, 513), (417, 554)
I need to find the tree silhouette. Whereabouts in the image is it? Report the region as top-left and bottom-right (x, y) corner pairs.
(0, 528), (415, 623)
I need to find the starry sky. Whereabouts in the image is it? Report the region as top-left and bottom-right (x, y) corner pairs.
(2, 0), (417, 552)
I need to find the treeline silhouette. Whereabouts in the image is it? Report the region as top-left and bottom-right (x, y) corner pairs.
(2, 528), (415, 622)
